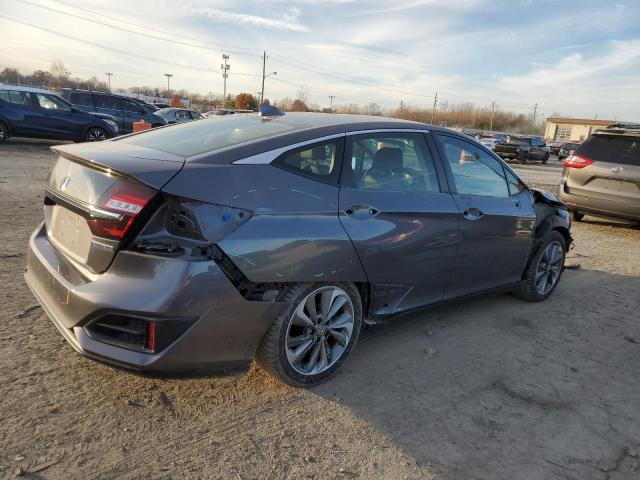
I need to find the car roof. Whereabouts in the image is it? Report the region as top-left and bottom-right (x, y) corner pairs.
(0, 84), (53, 95)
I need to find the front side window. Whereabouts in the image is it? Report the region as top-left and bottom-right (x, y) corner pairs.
(505, 168), (526, 196)
(437, 135), (509, 198)
(277, 141), (339, 182)
(190, 111), (204, 120)
(346, 132), (439, 193)
(122, 100), (143, 113)
(36, 94), (71, 112)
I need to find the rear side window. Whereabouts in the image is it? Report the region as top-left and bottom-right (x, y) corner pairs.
(69, 92), (94, 107)
(0, 90), (9, 102)
(345, 132), (440, 193)
(577, 134), (640, 166)
(94, 95), (122, 110)
(276, 140), (342, 183)
(7, 91), (32, 106)
(437, 134), (509, 198)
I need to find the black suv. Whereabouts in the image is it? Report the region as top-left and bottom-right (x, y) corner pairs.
(62, 89), (167, 134)
(495, 136), (550, 163)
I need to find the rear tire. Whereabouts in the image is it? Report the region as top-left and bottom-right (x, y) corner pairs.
(572, 211), (585, 221)
(0, 121), (8, 143)
(542, 153), (549, 164)
(257, 282), (363, 387)
(515, 231), (566, 302)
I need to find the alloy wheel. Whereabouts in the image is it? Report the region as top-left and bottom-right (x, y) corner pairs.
(285, 286), (355, 376)
(535, 241), (564, 295)
(86, 128), (107, 142)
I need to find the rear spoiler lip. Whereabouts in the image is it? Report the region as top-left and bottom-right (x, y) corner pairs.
(44, 184), (121, 220)
(50, 146), (123, 177)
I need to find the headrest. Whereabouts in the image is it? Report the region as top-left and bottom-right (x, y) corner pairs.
(373, 147), (403, 170)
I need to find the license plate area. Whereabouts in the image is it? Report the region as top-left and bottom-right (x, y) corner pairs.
(47, 205), (93, 263)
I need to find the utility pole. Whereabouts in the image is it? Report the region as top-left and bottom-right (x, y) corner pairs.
(329, 95), (335, 110)
(431, 92), (438, 124)
(532, 102), (538, 123)
(221, 54), (230, 108)
(490, 100), (496, 130)
(164, 73), (173, 99)
(261, 51), (266, 105)
(105, 72), (113, 92)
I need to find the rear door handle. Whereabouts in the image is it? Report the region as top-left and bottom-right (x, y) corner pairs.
(345, 204), (379, 218)
(462, 207), (484, 220)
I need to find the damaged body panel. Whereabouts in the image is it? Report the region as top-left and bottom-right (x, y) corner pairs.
(25, 112), (571, 384)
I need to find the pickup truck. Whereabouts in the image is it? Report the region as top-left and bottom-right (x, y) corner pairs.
(495, 136), (550, 163)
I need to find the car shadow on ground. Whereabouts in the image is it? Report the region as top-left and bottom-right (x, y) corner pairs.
(578, 216), (639, 231)
(312, 268), (640, 480)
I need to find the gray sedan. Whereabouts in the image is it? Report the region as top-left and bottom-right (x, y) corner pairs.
(155, 107), (204, 124)
(24, 108), (571, 386)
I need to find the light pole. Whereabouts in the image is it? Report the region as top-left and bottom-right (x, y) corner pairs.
(221, 54), (230, 108)
(164, 73), (173, 100)
(260, 71), (277, 104)
(105, 72), (113, 92)
(329, 95), (335, 110)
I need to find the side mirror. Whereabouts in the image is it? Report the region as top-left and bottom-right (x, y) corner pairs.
(70, 106), (79, 113)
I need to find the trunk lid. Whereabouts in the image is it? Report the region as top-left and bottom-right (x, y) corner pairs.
(44, 141), (185, 273)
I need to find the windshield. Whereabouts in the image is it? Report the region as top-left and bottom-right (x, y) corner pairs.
(115, 114), (303, 157)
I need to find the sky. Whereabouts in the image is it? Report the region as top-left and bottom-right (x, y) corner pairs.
(0, 0), (639, 120)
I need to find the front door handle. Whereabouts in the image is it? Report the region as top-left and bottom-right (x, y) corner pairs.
(345, 204), (379, 218)
(462, 207), (484, 220)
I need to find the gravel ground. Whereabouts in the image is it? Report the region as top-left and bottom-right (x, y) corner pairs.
(1, 140), (639, 480)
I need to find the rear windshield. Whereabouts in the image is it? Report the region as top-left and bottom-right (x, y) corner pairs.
(115, 114), (300, 157)
(577, 134), (640, 166)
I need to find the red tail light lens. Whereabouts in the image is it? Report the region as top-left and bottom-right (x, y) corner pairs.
(563, 153), (594, 169)
(87, 179), (156, 239)
(146, 321), (156, 352)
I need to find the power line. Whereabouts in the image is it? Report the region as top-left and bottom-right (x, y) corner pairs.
(0, 14), (260, 77)
(13, 0), (261, 58)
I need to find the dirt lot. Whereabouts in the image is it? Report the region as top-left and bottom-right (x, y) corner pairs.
(1, 139), (639, 480)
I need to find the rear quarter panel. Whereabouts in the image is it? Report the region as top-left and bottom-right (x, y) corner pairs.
(162, 163), (368, 283)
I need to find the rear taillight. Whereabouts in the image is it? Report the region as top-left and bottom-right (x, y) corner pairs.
(88, 179), (156, 239)
(563, 153), (594, 169)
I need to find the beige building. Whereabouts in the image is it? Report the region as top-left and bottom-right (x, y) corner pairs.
(544, 117), (615, 143)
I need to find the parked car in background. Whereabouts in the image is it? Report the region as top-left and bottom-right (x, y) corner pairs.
(155, 108), (204, 124)
(557, 142), (580, 162)
(495, 136), (550, 163)
(24, 110), (572, 387)
(61, 89), (167, 134)
(548, 141), (565, 155)
(0, 85), (118, 143)
(558, 124), (639, 222)
(479, 137), (502, 150)
(151, 103), (171, 109)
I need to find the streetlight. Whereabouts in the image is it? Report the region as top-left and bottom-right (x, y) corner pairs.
(105, 72), (113, 92)
(164, 73), (173, 101)
(260, 71), (277, 104)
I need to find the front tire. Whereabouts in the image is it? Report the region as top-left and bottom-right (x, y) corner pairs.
(257, 283), (363, 387)
(515, 231), (566, 302)
(85, 127), (108, 142)
(572, 211), (585, 221)
(0, 121), (8, 143)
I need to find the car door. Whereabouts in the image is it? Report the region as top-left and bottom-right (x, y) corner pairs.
(338, 130), (459, 315)
(434, 134), (535, 298)
(33, 93), (78, 139)
(94, 94), (124, 132)
(3, 90), (44, 137)
(121, 99), (146, 133)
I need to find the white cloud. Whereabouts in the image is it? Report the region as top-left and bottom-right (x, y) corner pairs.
(191, 6), (310, 32)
